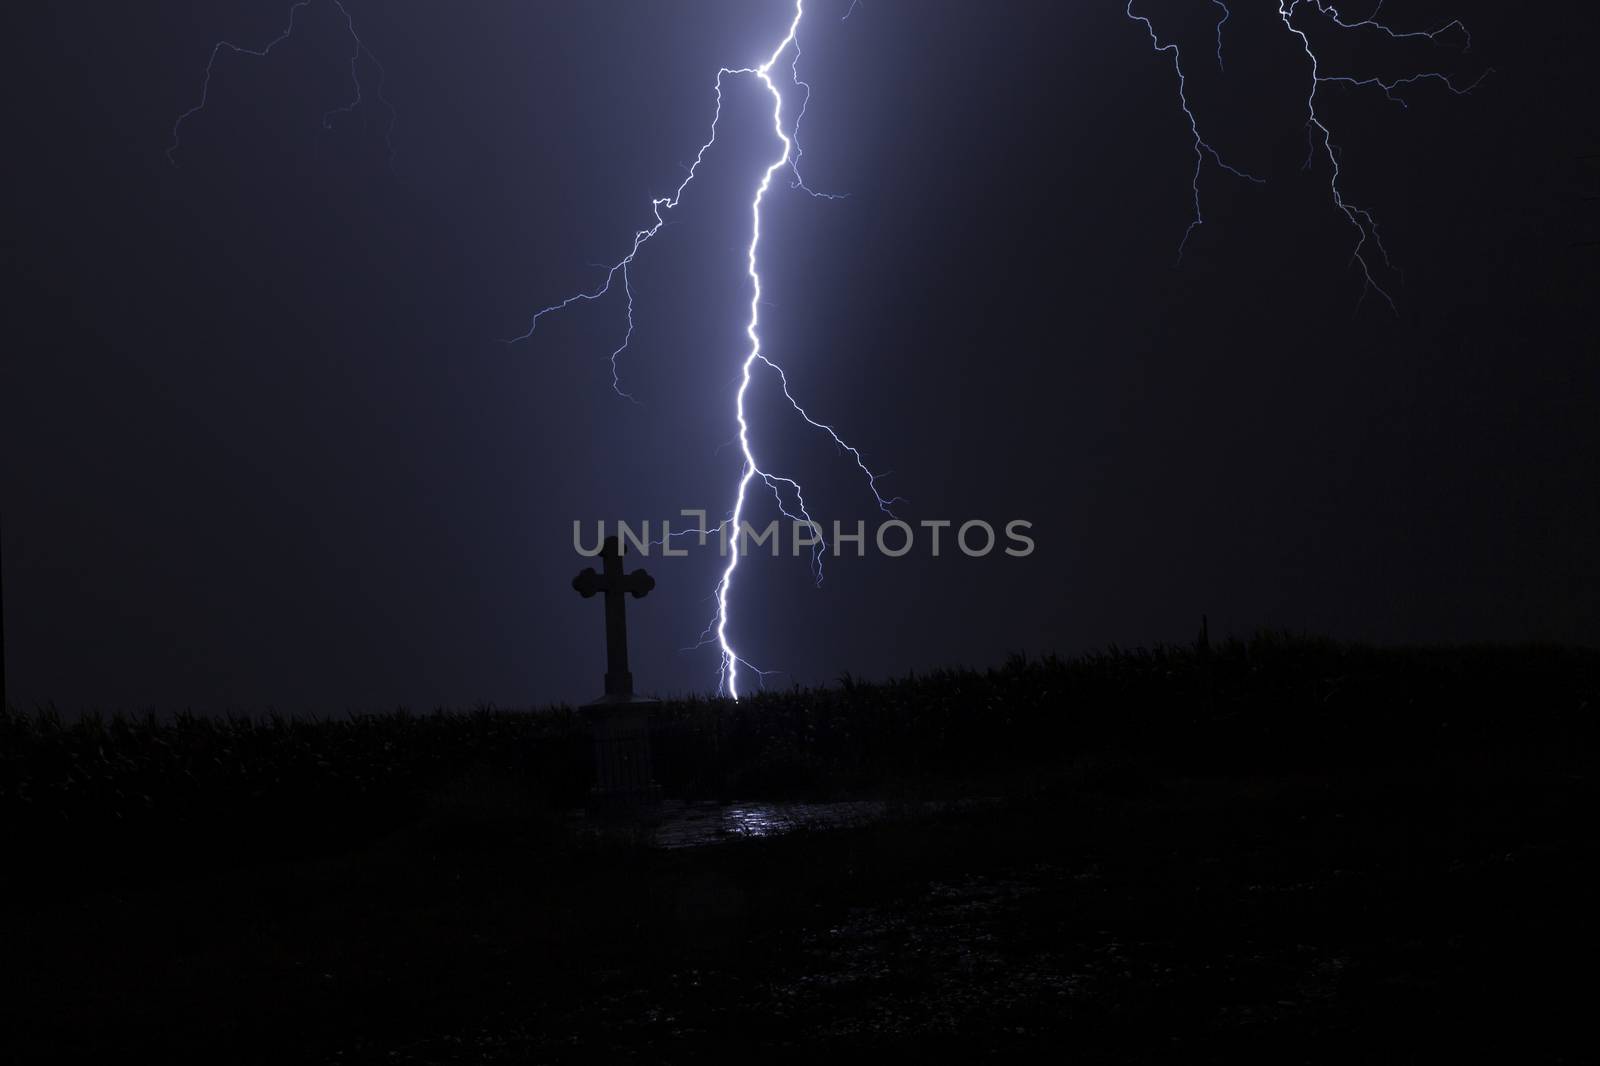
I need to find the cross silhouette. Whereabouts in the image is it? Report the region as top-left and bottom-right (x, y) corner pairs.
(572, 535), (656, 699)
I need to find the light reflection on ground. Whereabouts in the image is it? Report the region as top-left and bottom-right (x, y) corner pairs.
(652, 800), (889, 849)
(571, 797), (999, 848)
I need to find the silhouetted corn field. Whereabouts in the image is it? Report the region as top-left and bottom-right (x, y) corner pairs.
(3, 635), (1595, 893)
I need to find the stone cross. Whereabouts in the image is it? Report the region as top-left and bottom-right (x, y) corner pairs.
(572, 535), (656, 700)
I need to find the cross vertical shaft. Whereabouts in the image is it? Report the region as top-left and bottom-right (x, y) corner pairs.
(572, 535), (656, 701)
(600, 542), (631, 697)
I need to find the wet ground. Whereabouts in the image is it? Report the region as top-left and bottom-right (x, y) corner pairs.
(7, 754), (1590, 1063)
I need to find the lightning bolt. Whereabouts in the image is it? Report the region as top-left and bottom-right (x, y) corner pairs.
(1131, 2), (1483, 304)
(167, 0), (393, 167)
(1275, 1), (1486, 309)
(1213, 0), (1231, 71)
(1126, 2), (1266, 260)
(512, 0), (897, 698)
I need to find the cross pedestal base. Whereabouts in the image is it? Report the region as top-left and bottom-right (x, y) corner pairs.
(585, 695), (660, 806)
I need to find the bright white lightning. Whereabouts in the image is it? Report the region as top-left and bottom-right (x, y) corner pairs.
(513, 0), (897, 698)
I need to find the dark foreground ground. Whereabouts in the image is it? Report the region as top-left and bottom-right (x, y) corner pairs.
(2, 637), (1595, 1062)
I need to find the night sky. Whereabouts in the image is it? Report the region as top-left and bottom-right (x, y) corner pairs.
(5, 0), (1595, 713)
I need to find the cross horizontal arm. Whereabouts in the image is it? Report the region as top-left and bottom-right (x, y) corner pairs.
(622, 569), (656, 598)
(572, 568), (605, 597)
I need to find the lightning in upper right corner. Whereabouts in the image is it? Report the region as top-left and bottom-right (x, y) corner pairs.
(1275, 1), (1489, 309)
(1131, 1), (1488, 307)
